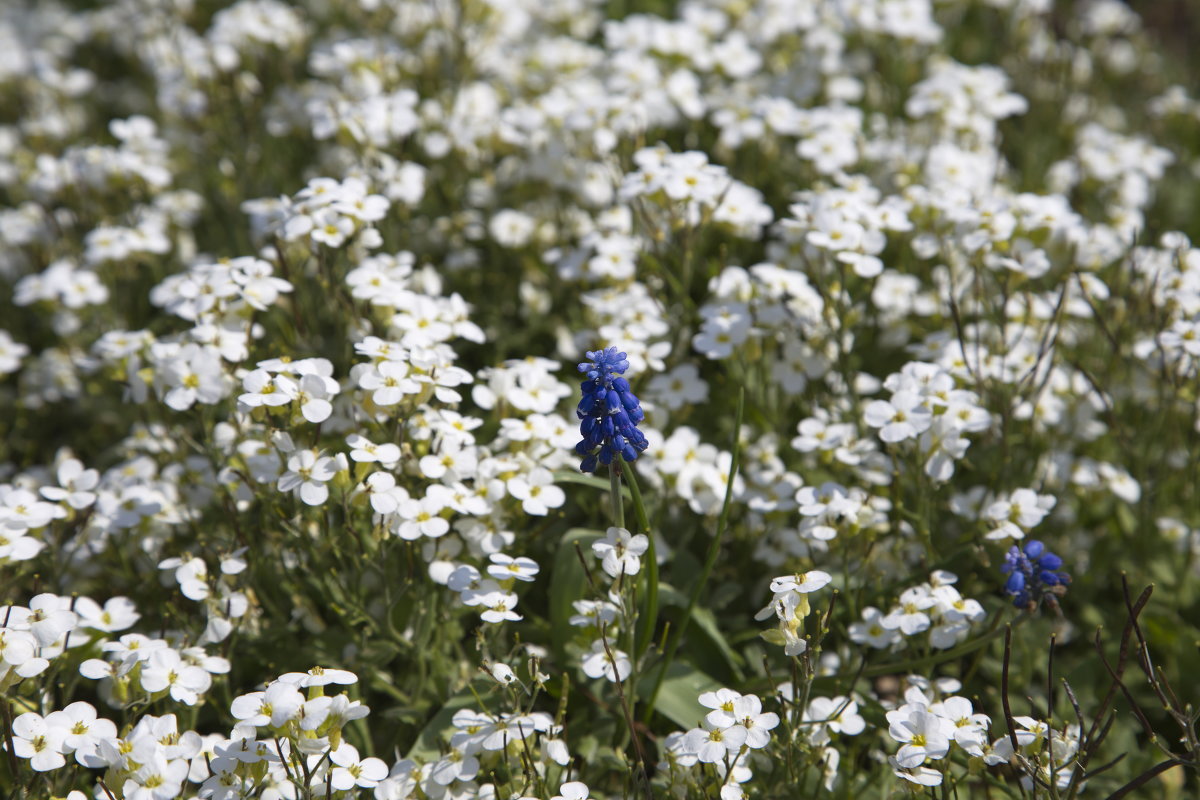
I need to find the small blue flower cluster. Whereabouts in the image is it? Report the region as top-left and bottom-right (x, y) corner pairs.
(1001, 540), (1069, 608)
(575, 347), (648, 473)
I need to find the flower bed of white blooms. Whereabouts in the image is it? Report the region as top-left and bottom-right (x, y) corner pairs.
(1, 0), (1200, 797)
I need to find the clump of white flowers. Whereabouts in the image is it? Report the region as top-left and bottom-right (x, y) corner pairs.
(0, 0), (1195, 796)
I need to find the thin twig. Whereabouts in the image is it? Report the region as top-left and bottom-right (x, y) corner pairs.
(1002, 625), (1020, 755)
(1104, 759), (1182, 800)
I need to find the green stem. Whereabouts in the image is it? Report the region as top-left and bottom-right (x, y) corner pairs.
(1, 698), (27, 800)
(642, 388), (744, 724)
(626, 468), (658, 662)
(609, 464), (625, 530)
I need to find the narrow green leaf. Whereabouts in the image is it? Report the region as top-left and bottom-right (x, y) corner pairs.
(636, 662), (724, 730)
(548, 527), (605, 660)
(553, 469), (632, 499)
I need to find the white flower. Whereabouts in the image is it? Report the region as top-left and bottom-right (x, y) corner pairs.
(72, 596), (140, 635)
(374, 760), (418, 800)
(882, 586), (937, 635)
(849, 606), (902, 649)
(158, 557), (209, 600)
(757, 570), (834, 623)
(728, 694), (779, 748)
(592, 526), (649, 579)
(418, 441), (478, 482)
(699, 688), (744, 728)
(683, 723), (748, 764)
(393, 494), (450, 540)
(889, 708), (951, 767)
(581, 640), (631, 682)
(39, 458), (100, 509)
(805, 696), (866, 742)
(984, 488), (1055, 535)
(0, 528), (44, 562)
(346, 434), (401, 466)
(932, 696), (990, 751)
(44, 701), (118, 767)
(11, 712), (67, 771)
(329, 743), (388, 790)
(478, 589), (522, 623)
(507, 468), (565, 516)
(864, 392), (932, 443)
(0, 330), (29, 374)
(932, 585), (985, 624)
(359, 360), (420, 406)
(489, 663), (518, 684)
(18, 594), (79, 646)
(122, 751), (190, 800)
(768, 570), (833, 595)
(140, 648), (212, 705)
(891, 759), (944, 787)
(359, 472), (408, 515)
(489, 209), (536, 247)
(0, 488), (61, 533)
(314, 693), (369, 729)
(0, 628), (49, 681)
(332, 186), (389, 223)
(647, 363), (709, 410)
(277, 450), (341, 506)
(429, 750), (479, 785)
(282, 372), (338, 423)
(231, 681), (304, 728)
(568, 599), (619, 628)
(486, 553), (539, 582)
(238, 369), (291, 408)
(550, 781), (592, 800)
(160, 344), (227, 410)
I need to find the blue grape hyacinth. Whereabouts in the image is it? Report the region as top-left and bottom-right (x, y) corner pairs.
(1001, 539), (1070, 609)
(575, 346), (648, 473)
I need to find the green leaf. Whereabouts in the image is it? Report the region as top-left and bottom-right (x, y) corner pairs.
(636, 661), (724, 730)
(553, 469), (632, 500)
(548, 528), (605, 661)
(760, 628), (786, 646)
(657, 583), (745, 681)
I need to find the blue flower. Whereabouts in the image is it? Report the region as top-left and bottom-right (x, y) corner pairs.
(574, 346), (648, 473)
(1001, 539), (1069, 608)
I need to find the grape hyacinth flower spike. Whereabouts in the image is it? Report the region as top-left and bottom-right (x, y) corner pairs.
(575, 346), (649, 473)
(1001, 539), (1070, 610)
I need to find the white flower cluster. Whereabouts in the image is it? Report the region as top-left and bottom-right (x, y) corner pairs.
(576, 526), (649, 682)
(692, 263), (826, 368)
(886, 681), (991, 787)
(429, 706), (567, 789)
(0, 0), (1194, 794)
(755, 569), (833, 657)
(982, 487), (1058, 541)
(661, 689), (779, 800)
(886, 677), (1081, 790)
(619, 147), (773, 239)
(447, 552), (537, 625)
(850, 571), (985, 651)
(864, 361), (991, 481)
(787, 184), (914, 280)
(800, 692), (867, 790)
(274, 177), (391, 250)
(794, 481), (886, 543)
(639, 426), (742, 516)
(8, 703), (117, 773)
